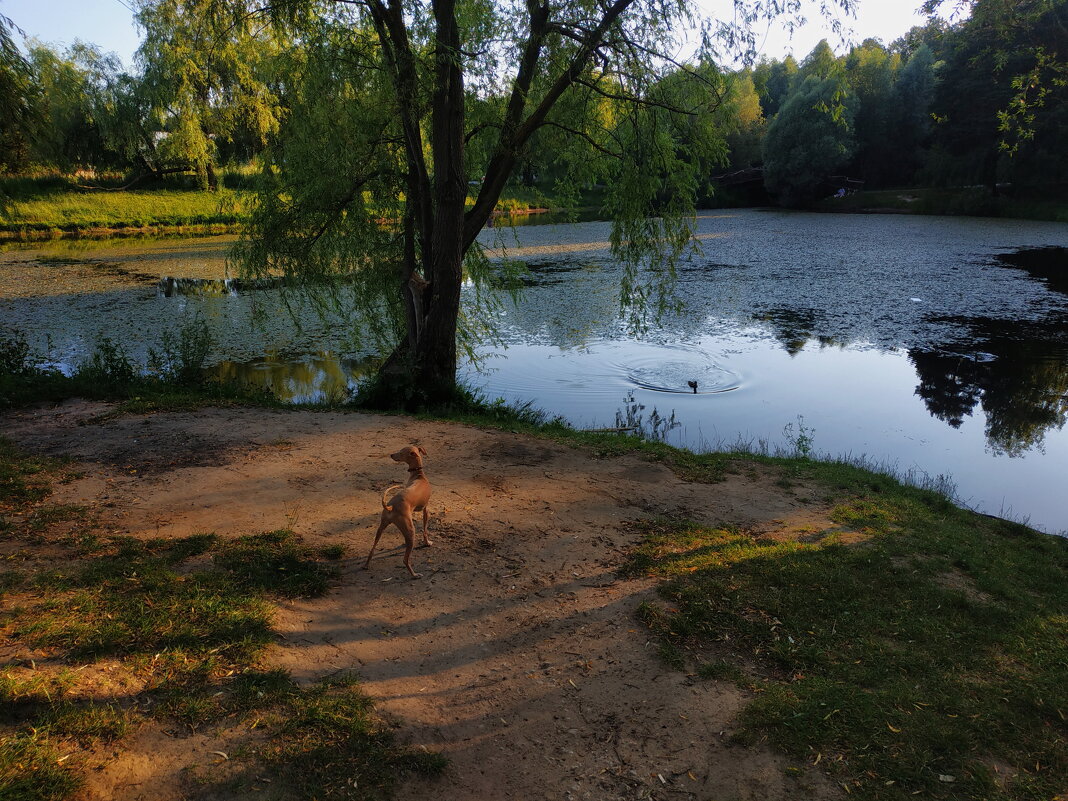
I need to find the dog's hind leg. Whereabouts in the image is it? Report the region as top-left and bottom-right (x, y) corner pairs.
(399, 518), (421, 578)
(421, 507), (432, 547)
(364, 517), (389, 570)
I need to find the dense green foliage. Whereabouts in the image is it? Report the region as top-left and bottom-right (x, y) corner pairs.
(763, 74), (856, 205)
(750, 0), (1068, 199)
(1, 0), (1062, 211)
(0, 13), (36, 174)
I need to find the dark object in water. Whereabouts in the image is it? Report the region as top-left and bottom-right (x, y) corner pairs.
(687, 380), (698, 393)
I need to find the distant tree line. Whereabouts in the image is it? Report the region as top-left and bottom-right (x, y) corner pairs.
(748, 0), (1068, 205)
(0, 0), (1064, 206)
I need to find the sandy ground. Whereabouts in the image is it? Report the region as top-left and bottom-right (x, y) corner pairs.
(1, 401), (842, 801)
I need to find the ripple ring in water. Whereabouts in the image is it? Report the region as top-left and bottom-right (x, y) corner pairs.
(621, 348), (742, 394)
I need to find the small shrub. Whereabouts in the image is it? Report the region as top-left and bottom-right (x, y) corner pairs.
(75, 338), (137, 391)
(0, 330), (38, 378)
(147, 317), (213, 385)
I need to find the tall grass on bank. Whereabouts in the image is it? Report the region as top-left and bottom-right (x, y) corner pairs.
(0, 188), (246, 233)
(1, 170), (573, 236)
(0, 322), (267, 413)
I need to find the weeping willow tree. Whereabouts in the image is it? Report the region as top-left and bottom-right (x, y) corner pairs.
(0, 12), (35, 172)
(222, 0), (854, 407)
(135, 0), (287, 188)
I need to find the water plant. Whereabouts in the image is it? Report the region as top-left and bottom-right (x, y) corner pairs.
(783, 414), (815, 457)
(614, 392), (681, 443)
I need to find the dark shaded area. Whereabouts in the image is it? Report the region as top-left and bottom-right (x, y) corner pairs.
(994, 246), (1068, 296)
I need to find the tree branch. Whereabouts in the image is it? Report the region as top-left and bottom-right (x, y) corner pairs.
(362, 0), (433, 252)
(573, 76), (702, 115)
(465, 121), (502, 144)
(463, 0), (639, 245)
(539, 121), (623, 159)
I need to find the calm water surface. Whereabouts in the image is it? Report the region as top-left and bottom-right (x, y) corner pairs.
(2, 210), (1067, 532)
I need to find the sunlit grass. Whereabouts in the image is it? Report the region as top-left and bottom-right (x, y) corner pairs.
(0, 189), (247, 232)
(1, 169), (567, 235)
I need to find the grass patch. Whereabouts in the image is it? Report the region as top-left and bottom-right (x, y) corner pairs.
(260, 672), (448, 799)
(215, 529), (340, 598)
(0, 172), (250, 234)
(0, 188), (247, 233)
(0, 733), (81, 801)
(17, 534), (273, 662)
(624, 475), (1068, 801)
(0, 440), (61, 508)
(0, 170), (575, 236)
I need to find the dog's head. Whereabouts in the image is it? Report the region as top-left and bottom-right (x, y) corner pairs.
(390, 445), (427, 466)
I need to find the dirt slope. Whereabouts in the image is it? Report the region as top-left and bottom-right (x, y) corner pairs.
(1, 401), (841, 800)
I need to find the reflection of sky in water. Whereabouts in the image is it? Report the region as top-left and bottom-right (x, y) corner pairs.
(459, 337), (1068, 533)
(3, 210), (1068, 533)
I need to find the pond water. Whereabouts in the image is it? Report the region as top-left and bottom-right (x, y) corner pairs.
(2, 209), (1067, 533)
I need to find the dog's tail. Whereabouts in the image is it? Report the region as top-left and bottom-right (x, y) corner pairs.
(381, 484), (404, 511)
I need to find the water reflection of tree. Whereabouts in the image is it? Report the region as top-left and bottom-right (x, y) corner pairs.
(995, 247), (1068, 297)
(211, 352), (378, 404)
(753, 307), (841, 355)
(909, 319), (1068, 456)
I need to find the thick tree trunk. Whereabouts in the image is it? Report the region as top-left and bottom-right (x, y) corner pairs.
(408, 0), (466, 403)
(370, 0), (633, 407)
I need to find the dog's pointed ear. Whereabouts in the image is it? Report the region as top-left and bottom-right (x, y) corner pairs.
(418, 446), (427, 456)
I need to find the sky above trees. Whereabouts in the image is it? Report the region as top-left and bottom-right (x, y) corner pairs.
(3, 0), (957, 69)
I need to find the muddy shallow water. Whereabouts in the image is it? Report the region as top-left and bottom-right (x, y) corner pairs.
(2, 209), (1067, 532)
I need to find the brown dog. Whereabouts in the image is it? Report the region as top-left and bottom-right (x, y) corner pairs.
(364, 445), (432, 578)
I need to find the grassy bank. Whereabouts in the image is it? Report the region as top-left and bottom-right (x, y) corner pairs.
(818, 186), (1068, 222)
(0, 173), (249, 236)
(624, 464), (1068, 801)
(0, 189), (246, 235)
(0, 440), (445, 801)
(0, 172), (561, 237)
